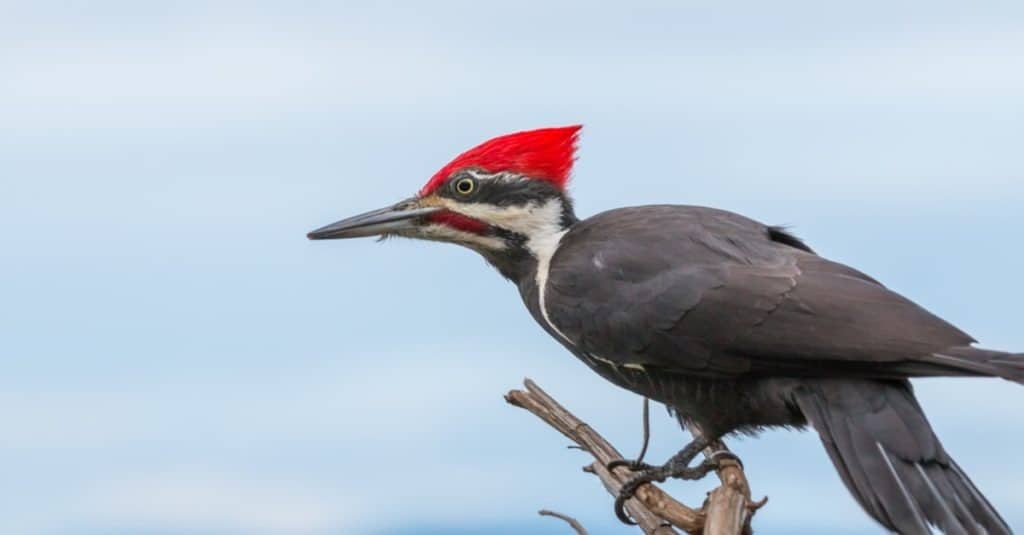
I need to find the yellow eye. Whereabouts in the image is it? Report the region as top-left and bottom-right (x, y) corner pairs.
(454, 177), (476, 195)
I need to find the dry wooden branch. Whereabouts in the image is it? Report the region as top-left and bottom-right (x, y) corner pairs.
(693, 433), (764, 535)
(506, 378), (763, 535)
(539, 509), (589, 535)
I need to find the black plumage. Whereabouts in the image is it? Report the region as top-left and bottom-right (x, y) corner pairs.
(516, 205), (1021, 535)
(309, 125), (1022, 534)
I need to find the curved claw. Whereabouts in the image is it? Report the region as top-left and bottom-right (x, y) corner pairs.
(613, 469), (669, 525)
(613, 491), (638, 525)
(606, 459), (632, 471)
(610, 437), (728, 526)
(613, 474), (653, 525)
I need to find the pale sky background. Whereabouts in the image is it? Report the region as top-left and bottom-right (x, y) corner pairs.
(2, 1), (1023, 534)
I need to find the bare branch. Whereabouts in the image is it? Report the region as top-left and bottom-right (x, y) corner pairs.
(538, 509), (588, 535)
(689, 429), (765, 535)
(506, 378), (764, 534)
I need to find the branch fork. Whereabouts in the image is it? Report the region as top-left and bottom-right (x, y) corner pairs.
(506, 379), (765, 534)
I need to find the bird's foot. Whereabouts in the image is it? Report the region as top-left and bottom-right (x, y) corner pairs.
(606, 432), (725, 524)
(608, 457), (716, 525)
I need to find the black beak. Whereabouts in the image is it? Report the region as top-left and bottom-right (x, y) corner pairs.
(307, 200), (441, 240)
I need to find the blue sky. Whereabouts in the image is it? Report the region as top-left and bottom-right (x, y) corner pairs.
(2, 1), (1023, 533)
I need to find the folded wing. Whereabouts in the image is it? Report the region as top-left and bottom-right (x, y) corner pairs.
(545, 205), (995, 379)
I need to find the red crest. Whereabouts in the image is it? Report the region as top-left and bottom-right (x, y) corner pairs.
(419, 125), (581, 196)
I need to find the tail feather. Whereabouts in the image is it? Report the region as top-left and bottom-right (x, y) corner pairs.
(929, 347), (1024, 384)
(793, 379), (1010, 535)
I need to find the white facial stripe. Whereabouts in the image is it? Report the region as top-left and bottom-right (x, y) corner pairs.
(438, 195), (573, 342)
(435, 196), (573, 340)
(419, 224), (506, 250)
(437, 198), (564, 238)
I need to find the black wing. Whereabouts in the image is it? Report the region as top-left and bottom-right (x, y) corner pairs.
(545, 205), (985, 379)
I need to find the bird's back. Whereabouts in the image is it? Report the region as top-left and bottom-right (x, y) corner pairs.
(537, 204), (1017, 534)
(544, 205), (975, 376)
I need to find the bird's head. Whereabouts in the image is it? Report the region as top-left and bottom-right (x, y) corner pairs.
(308, 126), (581, 274)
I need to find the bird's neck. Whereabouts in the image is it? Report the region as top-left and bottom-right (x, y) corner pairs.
(479, 195), (579, 283)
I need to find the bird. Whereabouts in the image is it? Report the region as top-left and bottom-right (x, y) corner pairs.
(307, 125), (1022, 534)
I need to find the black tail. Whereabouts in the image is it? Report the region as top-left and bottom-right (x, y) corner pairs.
(793, 379), (1010, 535)
(926, 347), (1024, 384)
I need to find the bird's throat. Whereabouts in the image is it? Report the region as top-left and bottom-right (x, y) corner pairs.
(479, 196), (577, 283)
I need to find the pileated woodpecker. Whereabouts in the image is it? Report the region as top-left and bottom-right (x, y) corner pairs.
(309, 126), (1022, 534)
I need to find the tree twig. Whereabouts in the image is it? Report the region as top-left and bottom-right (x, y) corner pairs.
(506, 378), (763, 534)
(539, 509), (589, 535)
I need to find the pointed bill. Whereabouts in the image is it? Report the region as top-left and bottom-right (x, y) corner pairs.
(306, 199), (440, 240)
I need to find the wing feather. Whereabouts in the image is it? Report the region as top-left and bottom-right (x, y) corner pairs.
(546, 205), (974, 377)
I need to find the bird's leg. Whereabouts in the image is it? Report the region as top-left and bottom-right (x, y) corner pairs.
(608, 434), (720, 525)
(608, 397), (653, 471)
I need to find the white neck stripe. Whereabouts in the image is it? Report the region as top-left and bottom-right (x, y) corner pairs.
(529, 227), (572, 344)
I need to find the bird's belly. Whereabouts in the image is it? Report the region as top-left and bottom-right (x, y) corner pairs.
(519, 280), (805, 435)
